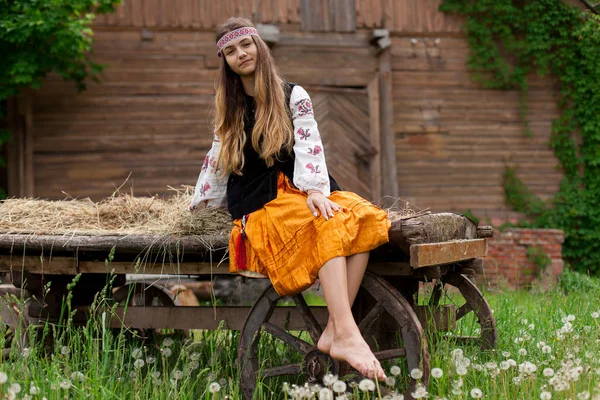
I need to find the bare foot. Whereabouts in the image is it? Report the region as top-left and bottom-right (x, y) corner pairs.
(329, 331), (386, 381)
(317, 323), (334, 354)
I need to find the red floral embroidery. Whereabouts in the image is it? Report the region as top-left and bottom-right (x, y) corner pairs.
(201, 154), (210, 171)
(308, 145), (322, 155)
(297, 127), (311, 140)
(295, 98), (313, 116)
(199, 182), (211, 196)
(305, 163), (321, 174)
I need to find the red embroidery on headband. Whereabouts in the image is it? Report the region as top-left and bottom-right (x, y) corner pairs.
(217, 27), (259, 57)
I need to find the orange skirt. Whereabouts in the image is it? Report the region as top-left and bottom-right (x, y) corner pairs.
(228, 173), (391, 296)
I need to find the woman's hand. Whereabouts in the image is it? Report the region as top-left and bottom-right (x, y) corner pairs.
(306, 191), (340, 220)
(189, 200), (208, 212)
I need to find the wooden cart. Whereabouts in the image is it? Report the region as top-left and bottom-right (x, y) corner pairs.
(0, 212), (495, 399)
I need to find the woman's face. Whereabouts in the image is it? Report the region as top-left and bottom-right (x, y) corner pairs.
(222, 35), (258, 76)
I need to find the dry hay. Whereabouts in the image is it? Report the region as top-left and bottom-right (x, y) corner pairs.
(0, 189), (421, 237)
(0, 186), (233, 237)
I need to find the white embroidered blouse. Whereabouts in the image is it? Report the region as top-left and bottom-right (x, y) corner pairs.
(190, 85), (331, 209)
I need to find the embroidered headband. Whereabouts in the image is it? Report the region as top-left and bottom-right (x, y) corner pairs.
(217, 27), (260, 57)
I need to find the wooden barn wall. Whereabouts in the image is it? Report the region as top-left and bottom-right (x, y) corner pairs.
(93, 0), (463, 33)
(390, 36), (563, 221)
(32, 28), (376, 198)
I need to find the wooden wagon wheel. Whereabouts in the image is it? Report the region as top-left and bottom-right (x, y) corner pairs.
(419, 273), (497, 350)
(238, 271), (429, 399)
(112, 282), (187, 340)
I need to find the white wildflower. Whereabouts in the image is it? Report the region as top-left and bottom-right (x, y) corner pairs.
(385, 377), (396, 386)
(0, 371), (7, 384)
(319, 388), (333, 400)
(358, 379), (375, 392)
(131, 347), (143, 359)
(332, 380), (346, 393)
(470, 388), (483, 398)
(540, 391), (552, 400)
(8, 383), (21, 393)
(528, 323), (535, 330)
(518, 348), (528, 356)
(162, 337), (174, 347)
(592, 311), (599, 319)
(22, 348), (30, 358)
(566, 314), (576, 321)
(410, 368), (423, 380)
(411, 383), (428, 399)
(519, 361), (537, 374)
(323, 374), (338, 386)
(456, 365), (468, 376)
(70, 371), (85, 382)
(172, 370), (183, 380)
(578, 392), (591, 400)
(390, 365), (401, 376)
(542, 345), (552, 354)
(452, 348), (464, 359)
(431, 368), (443, 379)
(134, 359), (145, 369)
(146, 356), (156, 364)
(150, 371), (161, 379)
(208, 382), (221, 393)
(161, 347), (172, 358)
(60, 346), (70, 355)
(502, 351), (511, 358)
(543, 368), (554, 377)
(59, 380), (71, 390)
(29, 385), (40, 395)
(513, 376), (522, 385)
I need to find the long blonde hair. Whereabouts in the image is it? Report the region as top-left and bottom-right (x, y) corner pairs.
(214, 17), (294, 176)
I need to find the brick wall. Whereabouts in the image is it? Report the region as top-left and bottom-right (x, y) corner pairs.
(482, 228), (565, 289)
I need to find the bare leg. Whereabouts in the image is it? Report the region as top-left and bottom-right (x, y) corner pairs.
(318, 252), (369, 354)
(316, 256), (385, 380)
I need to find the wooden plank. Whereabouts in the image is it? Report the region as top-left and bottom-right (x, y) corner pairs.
(0, 256), (77, 274)
(378, 49), (398, 200)
(103, 305), (329, 330)
(409, 239), (488, 268)
(367, 76), (382, 201)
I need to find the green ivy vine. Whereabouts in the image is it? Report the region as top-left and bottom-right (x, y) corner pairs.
(440, 0), (600, 274)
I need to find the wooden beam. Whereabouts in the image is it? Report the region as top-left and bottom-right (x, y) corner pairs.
(5, 94), (34, 198)
(83, 305), (329, 331)
(378, 48), (398, 202)
(409, 239), (488, 268)
(368, 75), (382, 202)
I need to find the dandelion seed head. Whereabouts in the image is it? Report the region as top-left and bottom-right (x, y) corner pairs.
(518, 348), (528, 356)
(411, 383), (428, 399)
(592, 312), (599, 319)
(59, 380), (71, 390)
(0, 371), (7, 384)
(70, 371), (85, 382)
(162, 337), (174, 347)
(134, 359), (145, 369)
(542, 345), (552, 354)
(8, 383), (21, 393)
(431, 367), (443, 379)
(131, 347), (143, 359)
(502, 351), (511, 358)
(390, 365), (401, 376)
(29, 384), (40, 395)
(578, 392), (591, 400)
(385, 377), (396, 386)
(358, 379), (375, 392)
(161, 348), (172, 358)
(512, 376), (522, 385)
(151, 371), (161, 379)
(190, 352), (200, 361)
(219, 378), (227, 386)
(323, 373), (338, 386)
(543, 368), (554, 377)
(60, 346), (70, 355)
(172, 370), (183, 380)
(410, 368), (423, 380)
(470, 388), (483, 398)
(319, 388), (333, 400)
(208, 382), (221, 393)
(146, 356), (156, 364)
(332, 380), (346, 393)
(456, 365), (468, 376)
(540, 391), (552, 400)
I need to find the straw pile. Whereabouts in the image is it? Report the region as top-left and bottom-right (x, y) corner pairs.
(0, 189), (421, 237)
(0, 187), (233, 236)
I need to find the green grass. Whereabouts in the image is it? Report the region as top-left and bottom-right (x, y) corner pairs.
(1, 271), (600, 399)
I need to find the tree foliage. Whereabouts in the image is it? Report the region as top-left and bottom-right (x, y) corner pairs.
(441, 0), (600, 274)
(0, 0), (121, 198)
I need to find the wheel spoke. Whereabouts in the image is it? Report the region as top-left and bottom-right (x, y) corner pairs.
(262, 322), (313, 354)
(292, 294), (323, 344)
(262, 364), (302, 378)
(456, 303), (472, 320)
(374, 348), (406, 361)
(358, 303), (384, 332)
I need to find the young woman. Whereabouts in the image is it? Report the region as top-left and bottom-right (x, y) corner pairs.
(190, 17), (390, 380)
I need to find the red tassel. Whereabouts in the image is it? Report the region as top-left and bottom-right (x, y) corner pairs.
(236, 232), (247, 270)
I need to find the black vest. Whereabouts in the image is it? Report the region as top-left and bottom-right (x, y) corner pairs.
(226, 83), (340, 219)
